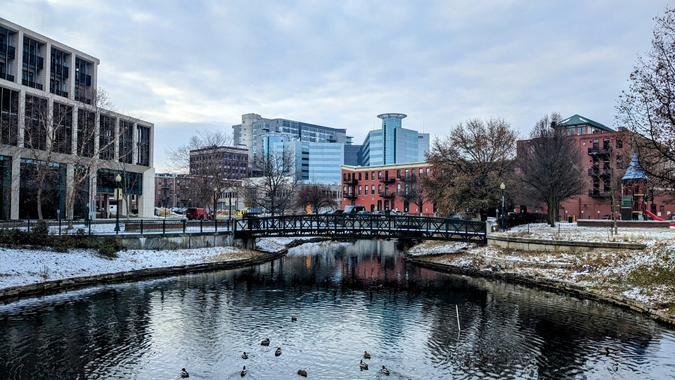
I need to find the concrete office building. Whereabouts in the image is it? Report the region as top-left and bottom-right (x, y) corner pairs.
(0, 18), (154, 219)
(189, 145), (248, 178)
(232, 113), (350, 170)
(358, 113), (429, 166)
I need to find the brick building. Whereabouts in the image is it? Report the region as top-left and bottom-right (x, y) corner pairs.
(516, 114), (675, 220)
(341, 162), (434, 215)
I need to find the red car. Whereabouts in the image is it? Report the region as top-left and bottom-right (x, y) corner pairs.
(185, 207), (207, 220)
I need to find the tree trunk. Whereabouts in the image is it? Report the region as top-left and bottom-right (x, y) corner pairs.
(36, 187), (43, 220)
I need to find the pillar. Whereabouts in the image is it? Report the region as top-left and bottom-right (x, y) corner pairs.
(131, 122), (138, 165)
(68, 52), (76, 101)
(113, 116), (119, 161)
(10, 154), (20, 220)
(71, 106), (78, 155)
(137, 167), (156, 218)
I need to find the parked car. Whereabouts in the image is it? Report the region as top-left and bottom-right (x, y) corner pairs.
(185, 207), (207, 220)
(669, 214), (675, 221)
(344, 205), (366, 215)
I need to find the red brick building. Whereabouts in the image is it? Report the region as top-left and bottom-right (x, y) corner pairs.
(516, 114), (675, 220)
(340, 162), (434, 215)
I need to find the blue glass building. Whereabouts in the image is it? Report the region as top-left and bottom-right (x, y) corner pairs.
(358, 113), (429, 166)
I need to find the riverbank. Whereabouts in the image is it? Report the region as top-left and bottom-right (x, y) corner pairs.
(0, 236), (323, 302)
(406, 226), (675, 326)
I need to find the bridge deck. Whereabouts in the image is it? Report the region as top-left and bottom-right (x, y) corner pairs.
(234, 215), (486, 243)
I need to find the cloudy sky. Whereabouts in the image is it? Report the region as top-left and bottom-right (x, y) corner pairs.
(3, 0), (671, 170)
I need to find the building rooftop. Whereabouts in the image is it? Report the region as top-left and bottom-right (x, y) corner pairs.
(377, 113), (407, 120)
(558, 114), (614, 132)
(621, 153), (648, 181)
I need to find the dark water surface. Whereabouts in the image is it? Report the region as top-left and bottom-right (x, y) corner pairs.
(0, 240), (673, 379)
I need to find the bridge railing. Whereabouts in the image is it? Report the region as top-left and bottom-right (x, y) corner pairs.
(234, 214), (486, 241)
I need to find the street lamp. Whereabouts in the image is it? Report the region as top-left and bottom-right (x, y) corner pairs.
(228, 190), (233, 224)
(213, 187), (218, 220)
(499, 182), (506, 230)
(114, 174), (122, 233)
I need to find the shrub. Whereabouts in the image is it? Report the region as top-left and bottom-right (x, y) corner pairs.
(32, 220), (49, 237)
(0, 229), (121, 257)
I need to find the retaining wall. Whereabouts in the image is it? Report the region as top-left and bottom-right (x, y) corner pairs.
(488, 235), (645, 252)
(116, 232), (234, 250)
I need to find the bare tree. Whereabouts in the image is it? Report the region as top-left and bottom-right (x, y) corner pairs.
(167, 130), (242, 211)
(518, 114), (584, 226)
(617, 6), (675, 188)
(251, 150), (297, 216)
(423, 118), (517, 218)
(295, 183), (337, 214)
(402, 179), (425, 215)
(22, 89), (115, 220)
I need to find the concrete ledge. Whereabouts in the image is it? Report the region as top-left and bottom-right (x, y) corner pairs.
(488, 235), (645, 252)
(405, 256), (675, 327)
(578, 220), (672, 228)
(0, 250), (286, 303)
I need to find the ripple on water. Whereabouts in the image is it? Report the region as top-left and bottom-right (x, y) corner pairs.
(0, 240), (674, 379)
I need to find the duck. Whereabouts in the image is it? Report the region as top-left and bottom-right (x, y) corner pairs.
(291, 315), (298, 322)
(261, 338), (270, 346)
(297, 369), (308, 377)
(240, 366), (247, 377)
(363, 351), (371, 359)
(275, 347), (282, 357)
(241, 352), (248, 360)
(359, 360), (368, 371)
(380, 365), (390, 376)
(180, 368), (189, 378)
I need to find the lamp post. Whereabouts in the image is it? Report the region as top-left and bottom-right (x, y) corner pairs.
(228, 190), (233, 224)
(499, 182), (506, 230)
(114, 174), (122, 233)
(212, 187), (218, 220)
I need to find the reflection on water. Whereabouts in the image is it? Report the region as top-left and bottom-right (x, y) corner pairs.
(0, 240), (673, 379)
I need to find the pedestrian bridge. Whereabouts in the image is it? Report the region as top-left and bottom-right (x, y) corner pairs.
(233, 214), (486, 243)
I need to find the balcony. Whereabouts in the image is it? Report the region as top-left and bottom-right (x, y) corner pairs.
(379, 177), (395, 184)
(343, 178), (358, 185)
(587, 167), (612, 177)
(588, 190), (611, 198)
(402, 175), (417, 183)
(345, 193), (358, 200)
(587, 146), (611, 156)
(379, 191), (396, 199)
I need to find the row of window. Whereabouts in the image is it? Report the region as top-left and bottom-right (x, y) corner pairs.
(0, 87), (151, 165)
(343, 167), (431, 182)
(344, 182), (420, 196)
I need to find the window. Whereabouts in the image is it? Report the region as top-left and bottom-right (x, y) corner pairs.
(358, 173), (361, 180)
(99, 115), (115, 160)
(365, 172), (368, 180)
(137, 125), (151, 166)
(118, 120), (134, 164)
(378, 171), (382, 179)
(24, 95), (47, 150)
(396, 169), (401, 178)
(358, 185), (362, 195)
(52, 102), (72, 154)
(0, 87), (19, 146)
(365, 185), (369, 193)
(616, 138), (623, 148)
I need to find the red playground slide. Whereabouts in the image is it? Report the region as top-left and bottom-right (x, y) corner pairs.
(644, 210), (675, 227)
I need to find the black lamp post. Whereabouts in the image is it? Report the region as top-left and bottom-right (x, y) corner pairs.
(114, 174), (122, 233)
(228, 191), (233, 223)
(499, 182), (506, 230)
(213, 187), (218, 220)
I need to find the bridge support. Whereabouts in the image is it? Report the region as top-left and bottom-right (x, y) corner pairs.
(234, 236), (256, 250)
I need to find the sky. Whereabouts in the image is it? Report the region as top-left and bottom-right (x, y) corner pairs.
(3, 0), (672, 171)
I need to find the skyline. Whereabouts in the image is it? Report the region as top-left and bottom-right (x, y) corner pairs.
(3, 0), (672, 171)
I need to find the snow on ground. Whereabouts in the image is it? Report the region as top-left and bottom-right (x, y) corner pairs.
(410, 236), (675, 319)
(499, 223), (675, 247)
(407, 241), (469, 256)
(0, 246), (261, 290)
(255, 236), (323, 253)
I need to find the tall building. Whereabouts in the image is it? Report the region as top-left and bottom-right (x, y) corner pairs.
(0, 18), (155, 219)
(516, 114), (675, 220)
(262, 134), (344, 184)
(358, 113), (429, 166)
(232, 113), (349, 169)
(341, 162), (434, 215)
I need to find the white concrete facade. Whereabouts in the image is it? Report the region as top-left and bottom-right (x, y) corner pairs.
(0, 17), (155, 219)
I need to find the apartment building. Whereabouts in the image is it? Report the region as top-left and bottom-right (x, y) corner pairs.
(359, 113), (429, 166)
(0, 18), (154, 219)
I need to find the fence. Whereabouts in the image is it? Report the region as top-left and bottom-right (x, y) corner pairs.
(0, 218), (235, 236)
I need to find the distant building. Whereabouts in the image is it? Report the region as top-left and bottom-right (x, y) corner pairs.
(0, 17), (155, 219)
(232, 113), (350, 169)
(358, 113), (429, 166)
(189, 145), (248, 178)
(343, 144), (361, 166)
(262, 134), (344, 184)
(516, 114), (675, 220)
(341, 162), (434, 215)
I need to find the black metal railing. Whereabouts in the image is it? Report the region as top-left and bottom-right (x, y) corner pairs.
(0, 218), (236, 237)
(234, 214), (486, 243)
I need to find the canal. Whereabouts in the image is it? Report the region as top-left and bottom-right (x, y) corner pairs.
(0, 240), (673, 379)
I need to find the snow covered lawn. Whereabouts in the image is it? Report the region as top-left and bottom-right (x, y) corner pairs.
(496, 223), (675, 246)
(255, 236), (324, 253)
(409, 239), (675, 320)
(0, 246), (262, 290)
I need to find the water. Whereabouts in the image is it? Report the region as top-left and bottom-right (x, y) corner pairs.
(0, 240), (673, 379)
